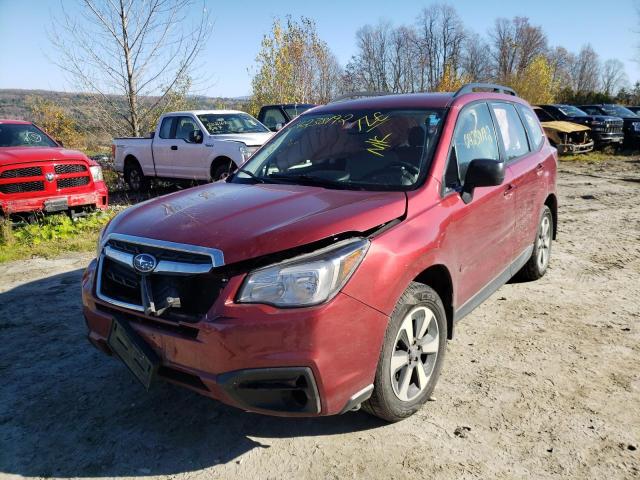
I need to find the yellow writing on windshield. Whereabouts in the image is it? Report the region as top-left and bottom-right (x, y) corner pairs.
(355, 112), (390, 133)
(366, 133), (392, 157)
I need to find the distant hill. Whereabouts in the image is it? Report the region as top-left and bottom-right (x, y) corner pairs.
(0, 88), (249, 123)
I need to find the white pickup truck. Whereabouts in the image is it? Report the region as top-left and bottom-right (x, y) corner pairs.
(112, 110), (273, 190)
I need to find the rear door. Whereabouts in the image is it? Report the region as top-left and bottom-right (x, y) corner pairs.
(491, 102), (546, 268)
(442, 102), (516, 308)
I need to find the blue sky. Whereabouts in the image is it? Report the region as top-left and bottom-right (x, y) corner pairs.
(0, 0), (638, 97)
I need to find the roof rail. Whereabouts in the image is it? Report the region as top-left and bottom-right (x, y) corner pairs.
(329, 91), (390, 104)
(453, 83), (517, 98)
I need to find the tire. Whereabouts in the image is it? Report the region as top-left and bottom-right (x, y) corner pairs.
(518, 205), (553, 281)
(124, 161), (149, 192)
(210, 159), (235, 182)
(363, 282), (447, 422)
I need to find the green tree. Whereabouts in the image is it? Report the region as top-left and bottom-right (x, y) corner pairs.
(249, 16), (341, 115)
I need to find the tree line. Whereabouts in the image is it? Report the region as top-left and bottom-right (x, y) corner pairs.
(250, 6), (635, 110)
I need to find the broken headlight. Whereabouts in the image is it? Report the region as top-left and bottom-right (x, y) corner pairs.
(237, 239), (369, 307)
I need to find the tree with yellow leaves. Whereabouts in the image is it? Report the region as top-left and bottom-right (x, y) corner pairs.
(26, 97), (85, 149)
(507, 56), (556, 104)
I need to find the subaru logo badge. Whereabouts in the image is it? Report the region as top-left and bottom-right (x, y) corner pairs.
(45, 173), (55, 182)
(133, 253), (157, 274)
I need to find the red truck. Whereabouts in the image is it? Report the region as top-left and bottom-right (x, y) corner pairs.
(0, 120), (108, 215)
(82, 83), (557, 422)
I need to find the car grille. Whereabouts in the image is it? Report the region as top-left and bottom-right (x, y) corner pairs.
(605, 124), (623, 134)
(0, 181), (45, 194)
(55, 164), (87, 174)
(0, 166), (42, 178)
(57, 176), (90, 189)
(97, 237), (227, 322)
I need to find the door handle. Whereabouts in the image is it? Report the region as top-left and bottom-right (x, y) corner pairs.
(171, 145), (178, 150)
(536, 163), (544, 175)
(503, 184), (515, 197)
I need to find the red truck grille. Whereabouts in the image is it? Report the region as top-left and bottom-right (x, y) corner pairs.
(0, 181), (45, 194)
(58, 176), (90, 189)
(55, 164), (87, 174)
(0, 166), (43, 178)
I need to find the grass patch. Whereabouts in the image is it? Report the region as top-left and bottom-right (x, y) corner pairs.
(561, 149), (640, 162)
(0, 209), (119, 263)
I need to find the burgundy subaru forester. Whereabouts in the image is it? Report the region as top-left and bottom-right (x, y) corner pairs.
(82, 84), (557, 422)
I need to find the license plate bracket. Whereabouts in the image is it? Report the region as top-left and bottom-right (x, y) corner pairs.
(44, 198), (69, 212)
(107, 317), (159, 389)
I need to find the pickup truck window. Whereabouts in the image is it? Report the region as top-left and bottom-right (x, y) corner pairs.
(0, 123), (58, 147)
(283, 105), (312, 119)
(261, 108), (287, 130)
(446, 103), (499, 187)
(234, 108), (444, 191)
(197, 113), (269, 135)
(175, 116), (200, 141)
(491, 103), (530, 161)
(159, 117), (174, 139)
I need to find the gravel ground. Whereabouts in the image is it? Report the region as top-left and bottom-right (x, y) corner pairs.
(0, 158), (638, 480)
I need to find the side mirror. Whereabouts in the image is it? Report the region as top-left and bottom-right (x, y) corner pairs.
(188, 130), (203, 144)
(275, 122), (284, 131)
(461, 159), (505, 204)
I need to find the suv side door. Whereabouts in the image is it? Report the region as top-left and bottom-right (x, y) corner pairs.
(442, 101), (516, 311)
(492, 102), (547, 267)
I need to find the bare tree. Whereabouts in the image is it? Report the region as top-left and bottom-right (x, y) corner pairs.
(547, 46), (575, 86)
(490, 16), (547, 82)
(570, 45), (601, 92)
(461, 32), (492, 82)
(601, 59), (628, 95)
(51, 0), (211, 137)
(415, 4), (466, 91)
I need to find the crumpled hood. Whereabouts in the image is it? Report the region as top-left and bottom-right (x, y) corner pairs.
(0, 147), (90, 166)
(107, 182), (406, 265)
(211, 132), (273, 147)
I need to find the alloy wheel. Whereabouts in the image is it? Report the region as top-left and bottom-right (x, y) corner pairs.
(390, 306), (440, 402)
(537, 215), (551, 271)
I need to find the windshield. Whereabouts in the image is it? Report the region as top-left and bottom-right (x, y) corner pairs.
(231, 108), (445, 191)
(558, 105), (588, 117)
(600, 105), (638, 117)
(283, 105), (313, 119)
(197, 113), (269, 135)
(0, 123), (58, 148)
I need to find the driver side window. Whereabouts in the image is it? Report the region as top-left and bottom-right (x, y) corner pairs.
(445, 103), (499, 189)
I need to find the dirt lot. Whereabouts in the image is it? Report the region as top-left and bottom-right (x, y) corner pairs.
(0, 158), (638, 479)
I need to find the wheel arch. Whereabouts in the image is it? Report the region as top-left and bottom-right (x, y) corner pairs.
(544, 193), (558, 239)
(210, 155), (235, 179)
(412, 264), (454, 340)
(123, 154), (140, 169)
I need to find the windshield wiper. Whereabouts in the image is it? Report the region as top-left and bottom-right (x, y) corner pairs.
(266, 173), (356, 189)
(233, 167), (265, 183)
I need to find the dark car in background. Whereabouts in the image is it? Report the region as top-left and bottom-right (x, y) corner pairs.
(625, 106), (640, 115)
(257, 103), (317, 131)
(536, 104), (624, 147)
(579, 104), (640, 146)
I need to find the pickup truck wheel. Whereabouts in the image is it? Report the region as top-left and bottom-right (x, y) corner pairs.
(363, 282), (446, 422)
(518, 205), (553, 281)
(124, 162), (149, 192)
(211, 159), (235, 182)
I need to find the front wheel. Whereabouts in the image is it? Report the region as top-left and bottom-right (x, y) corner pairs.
(363, 282), (447, 422)
(211, 159), (235, 182)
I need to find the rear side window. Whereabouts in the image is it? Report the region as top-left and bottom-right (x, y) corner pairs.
(491, 103), (530, 160)
(518, 105), (544, 151)
(446, 103), (500, 186)
(159, 117), (174, 139)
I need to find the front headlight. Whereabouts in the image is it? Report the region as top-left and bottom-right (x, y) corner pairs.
(590, 120), (604, 126)
(90, 165), (104, 182)
(237, 238), (370, 307)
